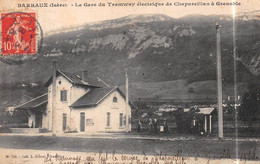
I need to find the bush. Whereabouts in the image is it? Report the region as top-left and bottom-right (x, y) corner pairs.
(239, 83), (260, 122)
(188, 87), (195, 93)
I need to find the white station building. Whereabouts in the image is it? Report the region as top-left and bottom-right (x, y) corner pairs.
(14, 69), (132, 134)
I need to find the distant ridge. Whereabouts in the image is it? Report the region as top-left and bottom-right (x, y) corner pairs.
(0, 13), (258, 86)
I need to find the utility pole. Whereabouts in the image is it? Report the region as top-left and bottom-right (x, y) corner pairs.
(52, 60), (57, 136)
(125, 68), (129, 132)
(97, 77), (110, 87)
(216, 23), (223, 139)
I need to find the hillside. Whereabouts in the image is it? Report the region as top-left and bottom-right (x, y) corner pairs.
(120, 79), (248, 103)
(0, 79), (247, 112)
(0, 13), (259, 88)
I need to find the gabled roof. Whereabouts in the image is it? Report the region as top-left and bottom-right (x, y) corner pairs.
(15, 93), (48, 110)
(197, 108), (215, 115)
(70, 87), (117, 108)
(70, 87), (133, 108)
(44, 70), (106, 88)
(183, 107), (215, 115)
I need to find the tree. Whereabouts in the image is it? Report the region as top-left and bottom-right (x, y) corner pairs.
(239, 83), (260, 122)
(175, 108), (194, 134)
(188, 87), (195, 93)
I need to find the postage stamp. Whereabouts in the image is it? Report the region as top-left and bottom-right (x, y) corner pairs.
(1, 12), (36, 55)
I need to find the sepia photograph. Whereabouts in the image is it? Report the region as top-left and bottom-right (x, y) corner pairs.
(0, 0), (259, 163)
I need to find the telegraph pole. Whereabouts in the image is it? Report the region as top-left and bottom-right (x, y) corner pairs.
(52, 60), (57, 136)
(125, 68), (129, 132)
(216, 23), (223, 139)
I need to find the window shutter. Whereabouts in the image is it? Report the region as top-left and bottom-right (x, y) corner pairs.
(60, 90), (67, 101)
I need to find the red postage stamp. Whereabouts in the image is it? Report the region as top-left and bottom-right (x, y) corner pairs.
(1, 12), (36, 55)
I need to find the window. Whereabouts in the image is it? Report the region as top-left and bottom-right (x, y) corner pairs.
(128, 116), (131, 125)
(119, 113), (123, 127)
(62, 114), (67, 131)
(123, 115), (126, 126)
(113, 97), (117, 103)
(60, 90), (67, 101)
(107, 112), (110, 126)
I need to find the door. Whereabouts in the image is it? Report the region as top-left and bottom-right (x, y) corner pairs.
(80, 112), (85, 132)
(107, 112), (110, 127)
(63, 114), (67, 131)
(35, 112), (42, 128)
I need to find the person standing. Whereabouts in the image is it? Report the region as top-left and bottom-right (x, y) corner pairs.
(154, 119), (158, 134)
(148, 118), (153, 134)
(163, 119), (169, 134)
(137, 120), (142, 133)
(191, 116), (196, 134)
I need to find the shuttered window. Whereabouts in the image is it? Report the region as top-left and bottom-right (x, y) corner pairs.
(63, 114), (67, 131)
(60, 90), (67, 101)
(80, 112), (85, 132)
(107, 112), (110, 127)
(119, 113), (123, 127)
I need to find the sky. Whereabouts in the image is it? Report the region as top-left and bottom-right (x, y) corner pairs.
(1, 0), (260, 33)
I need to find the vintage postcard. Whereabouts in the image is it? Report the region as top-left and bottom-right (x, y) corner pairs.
(0, 0), (260, 163)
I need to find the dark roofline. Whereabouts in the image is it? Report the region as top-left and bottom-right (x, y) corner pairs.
(15, 101), (48, 110)
(15, 93), (47, 109)
(73, 83), (100, 88)
(70, 87), (135, 109)
(44, 69), (101, 88)
(70, 104), (97, 109)
(70, 87), (116, 108)
(14, 93), (48, 111)
(114, 87), (135, 108)
(96, 87), (117, 104)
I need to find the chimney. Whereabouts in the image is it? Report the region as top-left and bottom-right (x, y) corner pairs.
(81, 70), (87, 82)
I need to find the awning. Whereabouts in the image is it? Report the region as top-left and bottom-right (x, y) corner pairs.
(14, 93), (48, 113)
(197, 108), (215, 115)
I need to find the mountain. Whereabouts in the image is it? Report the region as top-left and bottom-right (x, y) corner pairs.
(0, 13), (259, 86)
(237, 10), (260, 21)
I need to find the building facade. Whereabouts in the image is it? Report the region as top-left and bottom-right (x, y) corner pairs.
(15, 70), (132, 134)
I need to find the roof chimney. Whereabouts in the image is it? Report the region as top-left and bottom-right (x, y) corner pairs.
(81, 70), (87, 82)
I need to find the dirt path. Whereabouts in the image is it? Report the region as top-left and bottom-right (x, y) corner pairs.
(0, 134), (259, 163)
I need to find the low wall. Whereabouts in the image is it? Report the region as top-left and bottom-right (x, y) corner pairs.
(9, 128), (40, 133)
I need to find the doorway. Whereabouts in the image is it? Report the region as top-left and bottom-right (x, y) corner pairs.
(63, 114), (67, 131)
(80, 112), (85, 132)
(35, 112), (42, 128)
